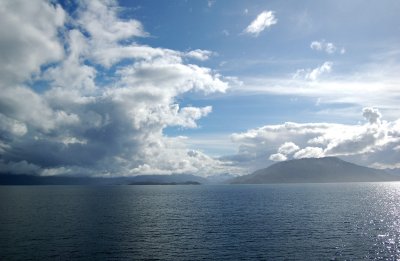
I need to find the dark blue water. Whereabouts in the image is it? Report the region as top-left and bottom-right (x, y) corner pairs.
(1, 183), (400, 260)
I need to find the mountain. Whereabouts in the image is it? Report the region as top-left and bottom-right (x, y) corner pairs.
(230, 157), (400, 184)
(127, 174), (207, 185)
(0, 173), (206, 185)
(385, 168), (400, 176)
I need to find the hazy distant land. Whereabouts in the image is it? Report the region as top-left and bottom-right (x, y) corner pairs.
(1, 157), (399, 185)
(230, 157), (400, 184)
(0, 173), (209, 186)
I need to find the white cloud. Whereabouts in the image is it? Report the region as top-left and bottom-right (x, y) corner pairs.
(294, 61), (332, 81)
(186, 49), (214, 61)
(310, 41), (323, 51)
(77, 0), (147, 44)
(293, 147), (324, 159)
(306, 62), (332, 81)
(45, 30), (96, 91)
(310, 40), (344, 54)
(325, 43), (337, 54)
(244, 10), (277, 37)
(278, 142), (300, 155)
(269, 153), (287, 162)
(0, 0), (238, 177)
(237, 61), (400, 119)
(230, 108), (400, 170)
(0, 0), (65, 84)
(0, 85), (80, 132)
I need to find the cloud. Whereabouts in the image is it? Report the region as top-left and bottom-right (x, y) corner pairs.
(362, 107), (382, 125)
(244, 10), (277, 37)
(77, 0), (148, 43)
(0, 0), (237, 177)
(0, 0), (65, 84)
(0, 159), (41, 175)
(306, 62), (332, 81)
(278, 142), (300, 155)
(235, 61), (400, 120)
(269, 142), (300, 162)
(294, 61), (332, 81)
(230, 108), (400, 170)
(269, 153), (287, 162)
(293, 147), (324, 159)
(185, 49), (214, 61)
(310, 40), (344, 54)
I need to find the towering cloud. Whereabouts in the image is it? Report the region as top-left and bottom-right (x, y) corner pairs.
(0, 0), (234, 177)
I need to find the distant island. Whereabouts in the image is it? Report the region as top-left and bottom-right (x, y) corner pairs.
(0, 173), (213, 186)
(129, 181), (201, 185)
(230, 157), (400, 184)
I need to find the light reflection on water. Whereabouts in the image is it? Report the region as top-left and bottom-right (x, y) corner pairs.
(1, 183), (400, 260)
(354, 183), (400, 259)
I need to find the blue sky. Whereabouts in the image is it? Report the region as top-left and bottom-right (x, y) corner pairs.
(0, 0), (399, 176)
(125, 0), (400, 154)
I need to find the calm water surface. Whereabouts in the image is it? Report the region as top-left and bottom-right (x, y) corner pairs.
(1, 183), (400, 260)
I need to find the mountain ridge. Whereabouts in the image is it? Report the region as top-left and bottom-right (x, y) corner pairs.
(230, 157), (400, 184)
(0, 173), (207, 185)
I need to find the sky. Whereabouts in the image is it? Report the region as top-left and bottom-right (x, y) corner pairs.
(0, 0), (400, 177)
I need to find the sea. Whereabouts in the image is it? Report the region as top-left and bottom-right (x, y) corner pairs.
(1, 183), (400, 260)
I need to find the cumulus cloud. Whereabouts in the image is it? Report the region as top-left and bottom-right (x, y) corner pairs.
(307, 62), (332, 81)
(230, 108), (400, 170)
(362, 107), (382, 125)
(293, 147), (324, 159)
(244, 10), (277, 37)
(310, 40), (344, 54)
(278, 142), (300, 155)
(77, 0), (148, 43)
(294, 61), (333, 81)
(0, 0), (236, 177)
(269, 142), (300, 161)
(185, 49), (214, 61)
(269, 153), (287, 162)
(0, 0), (65, 84)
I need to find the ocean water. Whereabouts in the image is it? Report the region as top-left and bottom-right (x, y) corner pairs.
(1, 183), (400, 260)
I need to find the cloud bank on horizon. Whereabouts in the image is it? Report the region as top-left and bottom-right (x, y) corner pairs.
(230, 107), (400, 170)
(0, 0), (399, 176)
